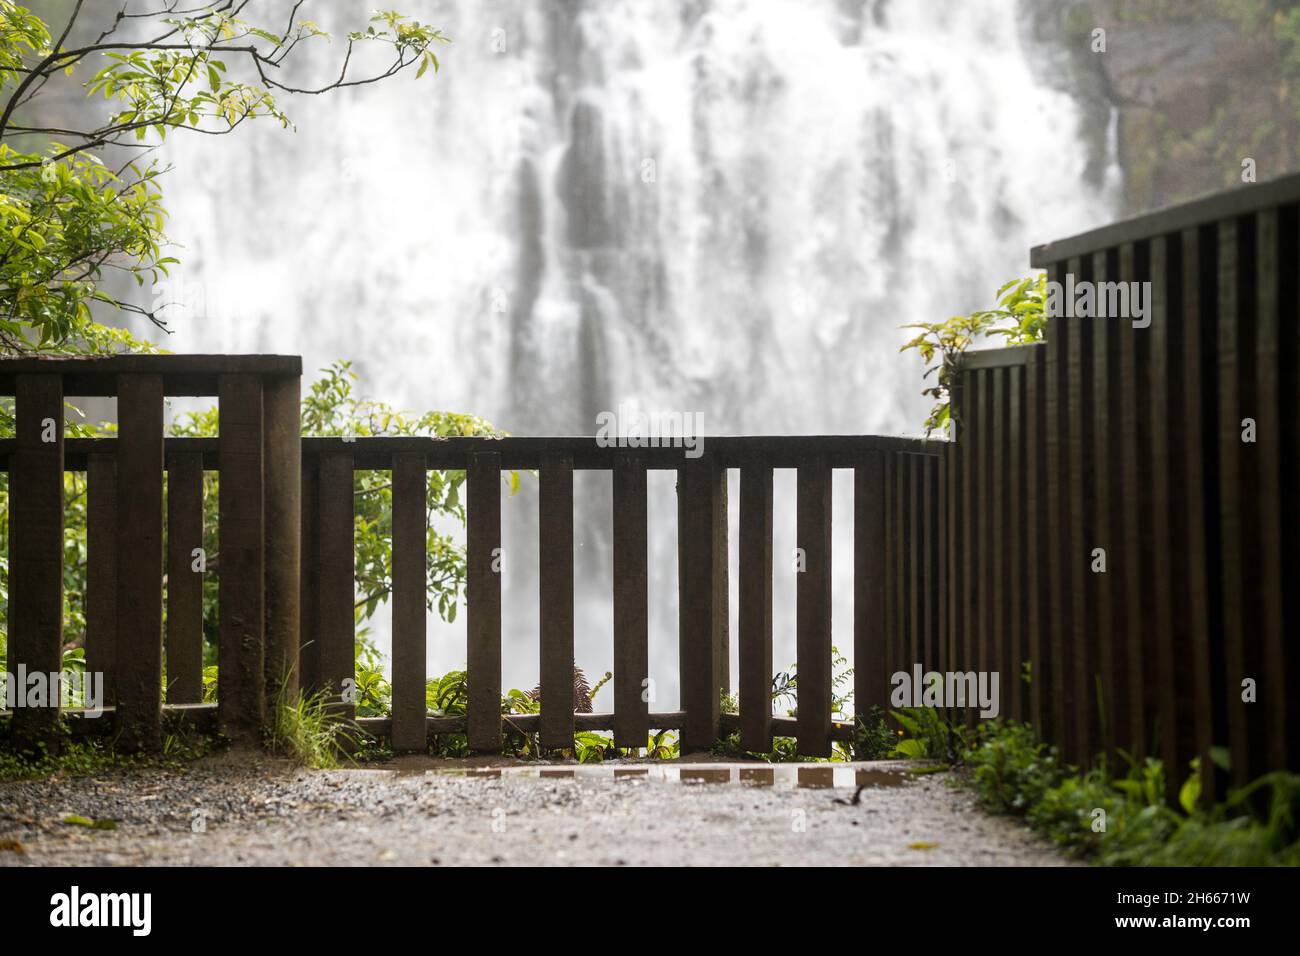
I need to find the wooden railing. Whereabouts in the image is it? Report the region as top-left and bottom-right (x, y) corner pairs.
(0, 355), (302, 752)
(297, 435), (940, 755)
(0, 375), (941, 754)
(940, 174), (1300, 795)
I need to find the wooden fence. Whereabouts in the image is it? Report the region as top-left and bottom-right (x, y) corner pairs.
(0, 376), (940, 755)
(944, 174), (1300, 795)
(3, 179), (1295, 779)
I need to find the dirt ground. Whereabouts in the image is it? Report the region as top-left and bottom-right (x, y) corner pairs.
(0, 754), (1072, 866)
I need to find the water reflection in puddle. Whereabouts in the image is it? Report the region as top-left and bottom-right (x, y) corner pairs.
(432, 762), (923, 790)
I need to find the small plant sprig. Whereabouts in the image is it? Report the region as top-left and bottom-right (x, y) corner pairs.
(901, 273), (1047, 437)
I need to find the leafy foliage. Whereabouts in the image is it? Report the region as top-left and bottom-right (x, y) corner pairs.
(900, 274), (1047, 437)
(0, 1), (448, 353)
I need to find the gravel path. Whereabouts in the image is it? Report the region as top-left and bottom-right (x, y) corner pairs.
(0, 754), (1070, 866)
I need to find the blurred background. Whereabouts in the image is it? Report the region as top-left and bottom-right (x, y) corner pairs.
(24, 0), (1300, 708)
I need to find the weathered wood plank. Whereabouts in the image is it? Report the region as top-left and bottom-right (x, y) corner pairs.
(217, 375), (265, 742)
(262, 374), (301, 710)
(165, 452), (205, 704)
(854, 452), (886, 723)
(1024, 347), (1046, 736)
(613, 453), (650, 749)
(1044, 260), (1070, 755)
(316, 450), (354, 722)
(795, 455), (832, 757)
(1007, 365), (1024, 722)
(298, 457), (321, 695)
(1147, 235), (1180, 797)
(1171, 226), (1215, 801)
(990, 366), (1008, 720)
(1253, 209), (1287, 772)
(1090, 248), (1121, 763)
(1065, 253), (1096, 767)
(678, 456), (724, 751)
(391, 452), (427, 753)
(9, 374), (65, 750)
(739, 458), (774, 753)
(1216, 217), (1250, 787)
(466, 451), (502, 752)
(85, 452), (117, 708)
(116, 374), (165, 752)
(539, 453), (575, 750)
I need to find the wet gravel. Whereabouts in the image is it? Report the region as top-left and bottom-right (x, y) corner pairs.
(0, 754), (1070, 866)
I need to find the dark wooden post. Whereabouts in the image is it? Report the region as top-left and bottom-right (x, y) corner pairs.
(539, 453), (575, 750)
(854, 451), (887, 722)
(466, 451), (502, 753)
(739, 457), (773, 753)
(116, 374), (165, 752)
(85, 452), (118, 708)
(391, 452), (427, 752)
(678, 454), (724, 751)
(612, 453), (649, 749)
(165, 451), (205, 703)
(317, 449), (355, 722)
(9, 374), (65, 751)
(298, 455), (321, 694)
(262, 374), (301, 710)
(795, 455), (832, 757)
(217, 374), (265, 742)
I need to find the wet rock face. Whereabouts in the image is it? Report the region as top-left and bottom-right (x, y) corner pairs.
(1027, 0), (1300, 214)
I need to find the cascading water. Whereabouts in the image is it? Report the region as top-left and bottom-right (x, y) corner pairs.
(151, 0), (1118, 710)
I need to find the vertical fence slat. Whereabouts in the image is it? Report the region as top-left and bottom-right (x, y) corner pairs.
(317, 450), (354, 722)
(9, 374), (65, 749)
(990, 367), (1008, 720)
(884, 452), (898, 687)
(1171, 226), (1215, 800)
(1044, 260), (1070, 754)
(1024, 346), (1048, 738)
(539, 453), (575, 750)
(613, 453), (649, 749)
(1007, 364), (1024, 722)
(1148, 235), (1180, 796)
(908, 453), (921, 671)
(937, 444), (949, 717)
(960, 373), (977, 725)
(391, 452), (427, 753)
(678, 456), (724, 751)
(795, 456), (832, 757)
(740, 458), (774, 753)
(117, 374), (165, 751)
(466, 451), (502, 752)
(85, 451), (117, 708)
(298, 457), (321, 695)
(854, 451), (886, 724)
(1254, 209), (1287, 771)
(1067, 253), (1096, 768)
(1090, 249), (1122, 762)
(166, 451), (205, 704)
(1216, 217), (1250, 787)
(262, 374), (301, 708)
(217, 374), (265, 741)
(922, 456), (938, 673)
(1118, 242), (1152, 763)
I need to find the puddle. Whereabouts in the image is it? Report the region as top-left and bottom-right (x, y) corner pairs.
(426, 761), (926, 790)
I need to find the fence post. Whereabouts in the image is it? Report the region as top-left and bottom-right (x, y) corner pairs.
(9, 374), (64, 752)
(539, 452), (575, 750)
(678, 453), (725, 751)
(466, 451), (502, 753)
(263, 374), (301, 712)
(165, 451), (205, 704)
(795, 454), (832, 757)
(739, 456), (774, 753)
(116, 374), (165, 752)
(391, 452), (427, 752)
(217, 374), (266, 743)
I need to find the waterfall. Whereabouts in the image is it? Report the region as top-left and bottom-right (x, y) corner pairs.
(153, 0), (1118, 711)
